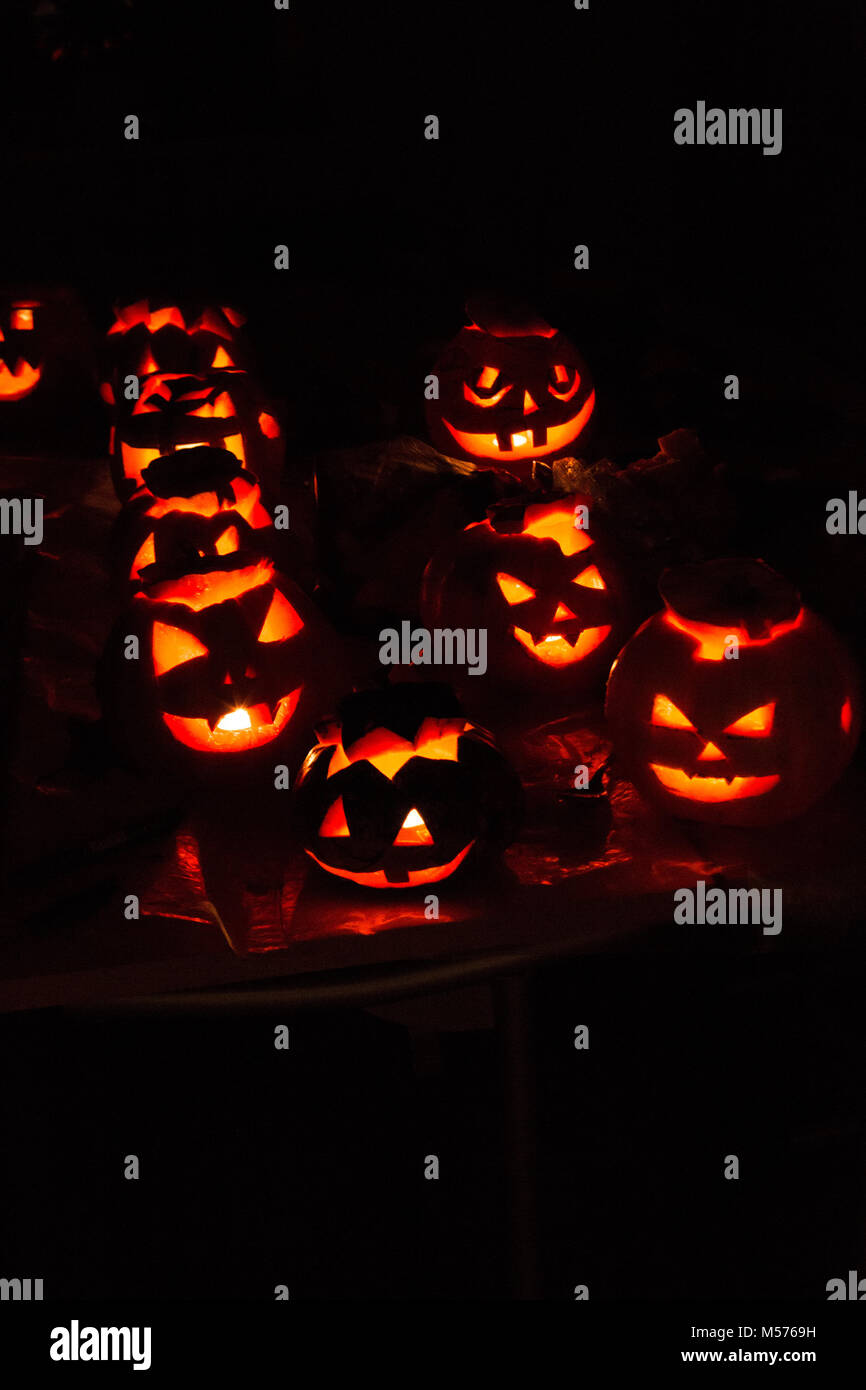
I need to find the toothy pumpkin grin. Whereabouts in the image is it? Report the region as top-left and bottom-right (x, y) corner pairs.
(441, 392), (596, 462)
(511, 621), (612, 667)
(0, 359), (42, 400)
(426, 295), (596, 475)
(163, 689), (302, 752)
(649, 765), (781, 802)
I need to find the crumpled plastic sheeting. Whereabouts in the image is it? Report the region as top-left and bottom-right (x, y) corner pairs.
(5, 453), (864, 965)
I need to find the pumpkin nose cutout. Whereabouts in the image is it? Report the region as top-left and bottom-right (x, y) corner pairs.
(394, 808), (433, 846)
(522, 390), (539, 415)
(698, 740), (726, 761)
(554, 602), (576, 622)
(222, 672), (232, 686)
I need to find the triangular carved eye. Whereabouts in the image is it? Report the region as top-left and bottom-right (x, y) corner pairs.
(496, 572), (536, 604)
(573, 565), (606, 590)
(651, 694), (695, 730)
(152, 623), (209, 675)
(257, 591), (304, 643)
(215, 525), (240, 556)
(320, 797), (350, 836)
(394, 808), (433, 846)
(724, 703), (775, 737)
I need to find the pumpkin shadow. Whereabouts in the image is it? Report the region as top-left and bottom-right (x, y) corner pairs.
(287, 845), (525, 945)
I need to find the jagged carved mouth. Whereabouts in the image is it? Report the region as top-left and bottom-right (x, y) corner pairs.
(650, 764), (781, 802)
(162, 689), (301, 752)
(441, 391), (595, 461)
(0, 360), (42, 400)
(512, 623), (611, 667)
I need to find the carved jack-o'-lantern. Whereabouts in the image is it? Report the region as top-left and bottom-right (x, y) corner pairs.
(421, 493), (626, 697)
(295, 685), (523, 888)
(101, 553), (344, 780)
(0, 298), (43, 400)
(605, 558), (861, 826)
(109, 370), (280, 502)
(101, 299), (249, 405)
(426, 298), (595, 478)
(113, 446), (274, 584)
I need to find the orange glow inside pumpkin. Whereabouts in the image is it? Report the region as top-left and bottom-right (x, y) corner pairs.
(163, 689), (301, 753)
(257, 410), (280, 438)
(841, 698), (853, 733)
(574, 564), (606, 590)
(724, 703), (775, 737)
(109, 303), (235, 339)
(148, 558), (275, 611)
(152, 622), (209, 675)
(649, 765), (781, 803)
(0, 359), (42, 400)
(305, 840), (475, 889)
(214, 525), (239, 556)
(523, 501), (595, 557)
(496, 572), (536, 604)
(319, 796), (350, 836)
(512, 624), (612, 667)
(443, 389), (595, 461)
(548, 367), (581, 401)
(664, 609), (804, 661)
(258, 590), (304, 642)
(323, 717), (468, 781)
(652, 694), (696, 730)
(394, 808), (434, 845)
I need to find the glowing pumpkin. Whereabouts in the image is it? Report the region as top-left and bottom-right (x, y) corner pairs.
(426, 296), (595, 480)
(604, 558), (861, 826)
(101, 553), (345, 781)
(0, 298), (43, 400)
(421, 493), (627, 697)
(101, 299), (248, 404)
(109, 370), (279, 502)
(113, 446), (274, 584)
(294, 685), (523, 888)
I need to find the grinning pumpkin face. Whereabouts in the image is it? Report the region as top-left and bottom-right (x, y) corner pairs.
(115, 446), (274, 583)
(102, 299), (247, 404)
(421, 493), (626, 696)
(102, 554), (344, 778)
(426, 299), (595, 478)
(605, 558), (861, 826)
(295, 685), (523, 888)
(109, 370), (278, 501)
(0, 299), (43, 400)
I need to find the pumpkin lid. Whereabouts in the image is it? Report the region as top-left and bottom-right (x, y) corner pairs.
(321, 683), (465, 749)
(464, 292), (555, 340)
(659, 558), (801, 639)
(141, 446), (256, 502)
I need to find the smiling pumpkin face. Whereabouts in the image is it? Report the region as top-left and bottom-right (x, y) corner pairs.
(295, 685), (523, 888)
(421, 493), (626, 696)
(103, 554), (344, 780)
(605, 558), (861, 826)
(0, 300), (43, 400)
(426, 300), (595, 478)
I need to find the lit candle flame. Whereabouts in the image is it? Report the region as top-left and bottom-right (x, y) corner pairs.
(216, 708), (251, 732)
